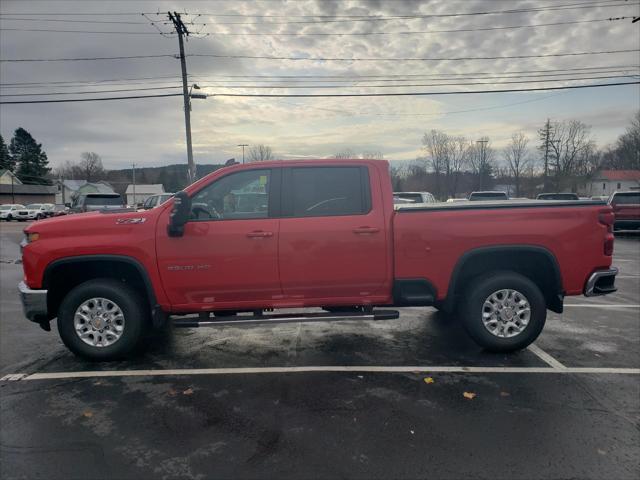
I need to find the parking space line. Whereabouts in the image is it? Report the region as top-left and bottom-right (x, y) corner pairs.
(563, 304), (640, 308)
(1, 365), (639, 382)
(528, 344), (567, 370)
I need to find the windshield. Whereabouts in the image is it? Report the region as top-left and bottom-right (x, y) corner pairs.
(84, 195), (122, 206)
(26, 204), (42, 209)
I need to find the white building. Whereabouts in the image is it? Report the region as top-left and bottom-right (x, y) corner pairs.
(0, 169), (22, 185)
(588, 170), (640, 197)
(126, 184), (164, 206)
(55, 180), (115, 205)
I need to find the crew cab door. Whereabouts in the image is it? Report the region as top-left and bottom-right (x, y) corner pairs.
(278, 165), (388, 301)
(156, 168), (281, 309)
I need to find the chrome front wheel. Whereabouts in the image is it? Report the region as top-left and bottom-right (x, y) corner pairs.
(74, 297), (126, 347)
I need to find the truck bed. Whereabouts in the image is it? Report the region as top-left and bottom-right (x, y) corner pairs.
(393, 199), (612, 302)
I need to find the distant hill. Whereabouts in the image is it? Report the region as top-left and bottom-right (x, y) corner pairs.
(104, 163), (225, 194)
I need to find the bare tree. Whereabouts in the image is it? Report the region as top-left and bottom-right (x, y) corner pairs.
(79, 152), (105, 182)
(547, 120), (595, 190)
(469, 137), (495, 190)
(503, 132), (529, 197)
(334, 148), (356, 159)
(55, 152), (106, 181)
(248, 144), (274, 162)
(422, 130), (450, 198)
(361, 151), (384, 159)
(447, 136), (471, 198)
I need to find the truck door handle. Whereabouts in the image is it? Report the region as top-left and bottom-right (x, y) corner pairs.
(353, 226), (380, 234)
(246, 230), (273, 238)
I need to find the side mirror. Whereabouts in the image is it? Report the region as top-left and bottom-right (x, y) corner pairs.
(168, 191), (192, 237)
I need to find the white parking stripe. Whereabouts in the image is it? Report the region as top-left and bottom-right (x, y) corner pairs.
(1, 365), (638, 382)
(563, 304), (640, 308)
(528, 344), (567, 370)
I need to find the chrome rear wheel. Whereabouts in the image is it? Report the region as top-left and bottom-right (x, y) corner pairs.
(482, 289), (531, 338)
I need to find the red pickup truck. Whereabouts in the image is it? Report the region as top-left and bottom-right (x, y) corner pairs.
(19, 160), (618, 360)
(608, 191), (640, 230)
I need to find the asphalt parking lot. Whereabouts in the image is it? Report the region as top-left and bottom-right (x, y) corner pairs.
(1, 220), (638, 480)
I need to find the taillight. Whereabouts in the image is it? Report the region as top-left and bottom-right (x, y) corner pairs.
(598, 211), (615, 256)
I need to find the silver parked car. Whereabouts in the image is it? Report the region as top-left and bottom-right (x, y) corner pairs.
(141, 193), (174, 209)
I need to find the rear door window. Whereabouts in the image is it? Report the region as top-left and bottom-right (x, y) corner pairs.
(286, 166), (371, 217)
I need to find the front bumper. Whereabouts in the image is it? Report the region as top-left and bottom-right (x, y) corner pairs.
(18, 281), (48, 322)
(584, 267), (618, 297)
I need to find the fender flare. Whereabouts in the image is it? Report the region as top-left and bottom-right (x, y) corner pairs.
(43, 254), (167, 327)
(443, 245), (564, 313)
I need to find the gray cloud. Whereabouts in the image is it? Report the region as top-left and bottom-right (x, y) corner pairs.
(1, 0), (638, 170)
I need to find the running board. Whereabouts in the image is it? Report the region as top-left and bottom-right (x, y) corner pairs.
(172, 310), (400, 328)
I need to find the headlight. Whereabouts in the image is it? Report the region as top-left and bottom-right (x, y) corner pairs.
(24, 232), (39, 243)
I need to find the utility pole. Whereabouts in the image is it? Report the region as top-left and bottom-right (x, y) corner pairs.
(168, 11), (195, 184)
(11, 171), (15, 203)
(550, 139), (561, 191)
(542, 119), (551, 192)
(476, 139), (488, 190)
(238, 144), (248, 164)
(132, 163), (136, 206)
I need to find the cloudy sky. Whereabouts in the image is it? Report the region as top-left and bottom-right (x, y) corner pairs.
(1, 0), (639, 171)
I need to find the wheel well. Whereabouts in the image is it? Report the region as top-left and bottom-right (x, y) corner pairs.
(43, 258), (152, 320)
(446, 247), (564, 313)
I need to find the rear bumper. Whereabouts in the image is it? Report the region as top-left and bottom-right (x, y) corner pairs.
(18, 281), (48, 322)
(584, 268), (618, 297)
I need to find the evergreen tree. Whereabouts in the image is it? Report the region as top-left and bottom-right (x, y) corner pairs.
(0, 135), (14, 171)
(9, 128), (51, 184)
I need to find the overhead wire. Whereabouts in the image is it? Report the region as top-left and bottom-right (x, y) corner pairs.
(0, 16), (632, 36)
(2, 81), (638, 104)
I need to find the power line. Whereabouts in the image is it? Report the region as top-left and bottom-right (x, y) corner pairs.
(191, 74), (640, 89)
(3, 74), (636, 96)
(0, 93), (182, 105)
(0, 1), (629, 19)
(3, 81), (637, 105)
(3, 68), (638, 88)
(205, 81), (640, 97)
(0, 85), (181, 96)
(188, 48), (640, 62)
(0, 27), (174, 34)
(159, 2), (640, 25)
(0, 54), (175, 62)
(0, 17), (632, 36)
(195, 17), (631, 36)
(0, 17), (149, 24)
(2, 66), (638, 90)
(190, 64), (640, 79)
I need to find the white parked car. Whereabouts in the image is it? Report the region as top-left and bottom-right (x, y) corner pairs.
(14, 203), (51, 221)
(0, 204), (25, 221)
(393, 191), (437, 204)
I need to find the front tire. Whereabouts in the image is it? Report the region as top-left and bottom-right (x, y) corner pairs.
(57, 279), (148, 361)
(459, 272), (546, 352)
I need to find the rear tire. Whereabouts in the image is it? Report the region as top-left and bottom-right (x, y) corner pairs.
(459, 271), (546, 352)
(57, 279), (148, 361)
